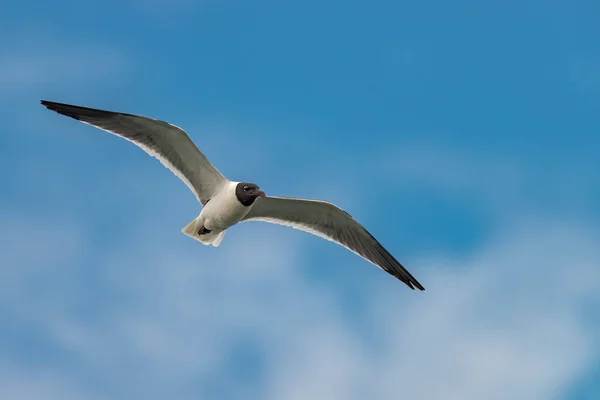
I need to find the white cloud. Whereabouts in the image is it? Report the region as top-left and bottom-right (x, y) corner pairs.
(366, 221), (598, 400)
(0, 204), (598, 400)
(379, 143), (600, 220)
(382, 143), (524, 200)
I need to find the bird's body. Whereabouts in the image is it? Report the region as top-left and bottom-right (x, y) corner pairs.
(182, 181), (255, 246)
(197, 182), (250, 231)
(41, 100), (425, 291)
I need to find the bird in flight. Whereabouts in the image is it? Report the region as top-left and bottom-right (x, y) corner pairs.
(41, 100), (425, 291)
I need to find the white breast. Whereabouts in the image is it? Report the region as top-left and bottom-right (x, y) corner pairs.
(200, 181), (250, 230)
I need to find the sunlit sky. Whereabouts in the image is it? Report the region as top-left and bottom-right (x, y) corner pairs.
(1, 1), (599, 399)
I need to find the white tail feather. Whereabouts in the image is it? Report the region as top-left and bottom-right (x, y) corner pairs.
(181, 217), (226, 247)
(211, 231), (226, 247)
(181, 217), (201, 237)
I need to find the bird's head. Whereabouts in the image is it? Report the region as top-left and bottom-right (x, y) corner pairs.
(235, 182), (266, 206)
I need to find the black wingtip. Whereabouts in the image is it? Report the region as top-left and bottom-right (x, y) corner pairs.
(41, 100), (129, 122)
(378, 258), (426, 291)
(360, 229), (425, 291)
(392, 269), (425, 291)
(412, 278), (426, 291)
(41, 100), (65, 113)
(403, 278), (425, 291)
(41, 100), (87, 121)
(41, 99), (60, 109)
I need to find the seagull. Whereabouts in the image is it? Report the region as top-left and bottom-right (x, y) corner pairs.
(41, 100), (425, 290)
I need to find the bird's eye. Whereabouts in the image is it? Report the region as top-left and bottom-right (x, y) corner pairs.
(243, 186), (249, 191)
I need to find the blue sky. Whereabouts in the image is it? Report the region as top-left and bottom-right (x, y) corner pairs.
(1, 0), (599, 399)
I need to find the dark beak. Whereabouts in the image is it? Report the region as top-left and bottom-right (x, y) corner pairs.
(257, 190), (266, 198)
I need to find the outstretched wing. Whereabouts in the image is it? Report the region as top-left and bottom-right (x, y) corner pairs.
(243, 196), (424, 290)
(41, 100), (228, 205)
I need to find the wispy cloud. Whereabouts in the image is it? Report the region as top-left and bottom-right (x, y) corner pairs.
(1, 195), (598, 399)
(380, 143), (599, 218)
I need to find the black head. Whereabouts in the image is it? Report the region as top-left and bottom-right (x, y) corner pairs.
(235, 182), (266, 206)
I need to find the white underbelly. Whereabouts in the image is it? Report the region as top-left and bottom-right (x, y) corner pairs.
(200, 195), (249, 231)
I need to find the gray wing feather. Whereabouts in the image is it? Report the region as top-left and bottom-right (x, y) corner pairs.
(41, 100), (227, 205)
(242, 196), (425, 290)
